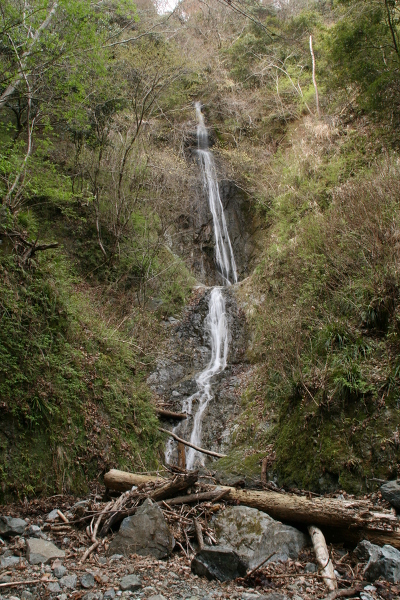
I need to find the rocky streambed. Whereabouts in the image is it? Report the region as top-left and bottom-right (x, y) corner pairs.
(1, 485), (400, 600)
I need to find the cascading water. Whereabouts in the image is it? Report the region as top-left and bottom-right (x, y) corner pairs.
(196, 103), (238, 286)
(165, 103), (237, 470)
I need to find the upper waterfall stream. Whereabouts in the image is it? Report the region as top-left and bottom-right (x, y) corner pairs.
(166, 103), (238, 469)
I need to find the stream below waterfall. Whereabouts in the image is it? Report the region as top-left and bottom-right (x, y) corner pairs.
(165, 103), (239, 470)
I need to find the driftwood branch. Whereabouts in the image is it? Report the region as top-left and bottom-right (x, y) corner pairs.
(159, 427), (227, 458)
(308, 525), (337, 591)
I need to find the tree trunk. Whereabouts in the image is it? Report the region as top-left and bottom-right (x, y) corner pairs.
(103, 470), (400, 548)
(104, 470), (166, 492)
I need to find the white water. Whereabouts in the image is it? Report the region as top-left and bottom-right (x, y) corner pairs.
(195, 102), (238, 286)
(165, 103), (237, 469)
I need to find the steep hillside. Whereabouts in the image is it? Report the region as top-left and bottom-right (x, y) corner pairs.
(1, 0), (400, 498)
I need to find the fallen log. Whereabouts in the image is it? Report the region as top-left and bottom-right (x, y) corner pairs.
(159, 427), (227, 458)
(157, 408), (187, 420)
(104, 470), (166, 492)
(222, 486), (398, 530)
(103, 470), (400, 548)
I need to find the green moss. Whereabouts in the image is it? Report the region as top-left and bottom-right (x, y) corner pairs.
(0, 251), (162, 501)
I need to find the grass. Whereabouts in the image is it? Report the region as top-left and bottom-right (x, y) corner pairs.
(0, 248), (164, 501)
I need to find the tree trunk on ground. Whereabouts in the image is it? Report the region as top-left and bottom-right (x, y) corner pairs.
(103, 470), (400, 548)
(104, 470), (166, 492)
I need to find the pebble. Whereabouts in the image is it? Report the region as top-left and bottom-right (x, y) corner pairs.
(48, 582), (62, 593)
(104, 591), (116, 600)
(21, 593), (35, 600)
(60, 574), (78, 589)
(304, 562), (317, 573)
(46, 509), (59, 522)
(81, 572), (95, 588)
(53, 565), (67, 578)
(119, 574), (141, 591)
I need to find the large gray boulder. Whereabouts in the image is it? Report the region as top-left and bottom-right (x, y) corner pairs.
(107, 498), (174, 559)
(355, 540), (400, 583)
(380, 480), (400, 511)
(26, 538), (65, 565)
(191, 546), (247, 582)
(0, 516), (27, 537)
(213, 506), (308, 569)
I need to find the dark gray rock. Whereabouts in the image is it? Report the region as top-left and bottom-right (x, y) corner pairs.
(107, 498), (174, 559)
(213, 506), (308, 568)
(26, 538), (65, 565)
(355, 540), (400, 583)
(46, 509), (59, 522)
(20, 592), (35, 600)
(26, 525), (42, 538)
(0, 556), (22, 569)
(103, 590), (116, 599)
(304, 562), (317, 573)
(53, 565), (67, 578)
(81, 573), (95, 588)
(0, 516), (27, 537)
(47, 582), (61, 593)
(59, 574), (78, 589)
(380, 480), (400, 511)
(119, 574), (141, 591)
(191, 546), (247, 582)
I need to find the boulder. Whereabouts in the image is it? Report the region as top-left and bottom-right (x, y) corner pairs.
(380, 480), (400, 511)
(107, 498), (174, 559)
(26, 538), (65, 565)
(191, 546), (247, 582)
(0, 516), (27, 537)
(355, 540), (400, 583)
(213, 506), (308, 568)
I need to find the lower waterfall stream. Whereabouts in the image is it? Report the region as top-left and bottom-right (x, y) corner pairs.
(165, 103), (238, 469)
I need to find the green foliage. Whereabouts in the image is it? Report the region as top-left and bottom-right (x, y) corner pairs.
(0, 250), (162, 500)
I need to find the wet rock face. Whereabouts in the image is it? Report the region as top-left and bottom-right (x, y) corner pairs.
(213, 506), (308, 569)
(188, 177), (260, 286)
(148, 287), (249, 465)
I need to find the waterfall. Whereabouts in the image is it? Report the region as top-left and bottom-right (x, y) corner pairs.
(195, 102), (237, 285)
(165, 103), (237, 469)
